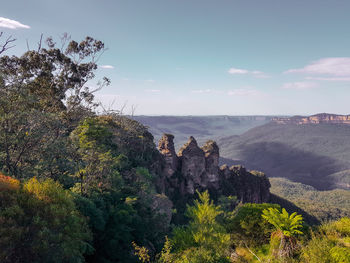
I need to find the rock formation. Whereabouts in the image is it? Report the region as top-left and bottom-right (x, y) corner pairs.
(157, 134), (179, 195)
(220, 166), (271, 203)
(157, 134), (270, 203)
(273, 113), (350, 125)
(202, 140), (220, 190)
(178, 136), (206, 194)
(158, 134), (178, 178)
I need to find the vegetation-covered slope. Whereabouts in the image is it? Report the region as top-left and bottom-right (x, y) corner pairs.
(0, 35), (171, 263)
(218, 122), (350, 190)
(270, 177), (350, 222)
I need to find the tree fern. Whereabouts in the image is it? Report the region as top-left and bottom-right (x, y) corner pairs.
(262, 208), (303, 237)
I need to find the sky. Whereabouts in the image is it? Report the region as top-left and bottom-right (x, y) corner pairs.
(1, 0), (350, 115)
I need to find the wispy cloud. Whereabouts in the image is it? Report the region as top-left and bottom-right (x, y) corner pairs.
(285, 57), (350, 77)
(145, 79), (155, 83)
(228, 67), (269, 78)
(228, 68), (249, 74)
(99, 65), (114, 69)
(227, 89), (260, 96)
(0, 17), (30, 29)
(145, 89), (160, 93)
(305, 76), (350, 82)
(282, 81), (317, 90)
(191, 89), (213, 94)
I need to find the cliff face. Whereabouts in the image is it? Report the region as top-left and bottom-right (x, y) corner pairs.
(273, 113), (350, 125)
(157, 134), (270, 203)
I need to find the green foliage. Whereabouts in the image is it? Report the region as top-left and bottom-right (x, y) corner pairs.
(262, 207), (303, 237)
(0, 35), (108, 180)
(0, 176), (91, 263)
(0, 34), (170, 263)
(262, 208), (303, 259)
(70, 117), (123, 194)
(218, 195), (238, 212)
(157, 236), (173, 263)
(171, 191), (231, 263)
(70, 115), (169, 262)
(301, 218), (350, 263)
(226, 203), (280, 247)
(132, 241), (151, 263)
(270, 177), (350, 221)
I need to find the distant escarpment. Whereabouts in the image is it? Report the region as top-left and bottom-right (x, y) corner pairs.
(157, 134), (270, 204)
(273, 113), (350, 125)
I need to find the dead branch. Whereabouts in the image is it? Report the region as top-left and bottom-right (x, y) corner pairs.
(0, 32), (16, 55)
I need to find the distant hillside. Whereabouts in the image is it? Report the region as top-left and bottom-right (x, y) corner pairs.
(218, 116), (350, 190)
(273, 113), (350, 125)
(270, 177), (350, 222)
(133, 116), (274, 149)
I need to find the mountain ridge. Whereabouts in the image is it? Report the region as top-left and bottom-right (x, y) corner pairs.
(273, 113), (350, 125)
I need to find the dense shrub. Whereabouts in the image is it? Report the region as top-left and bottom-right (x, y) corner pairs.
(0, 175), (91, 263)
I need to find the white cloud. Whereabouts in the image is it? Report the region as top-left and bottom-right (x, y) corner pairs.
(282, 82), (317, 90)
(145, 89), (160, 93)
(0, 17), (30, 29)
(99, 65), (114, 69)
(227, 89), (260, 96)
(145, 79), (155, 83)
(285, 57), (350, 77)
(305, 76), (350, 82)
(228, 68), (249, 74)
(191, 89), (212, 94)
(228, 67), (269, 78)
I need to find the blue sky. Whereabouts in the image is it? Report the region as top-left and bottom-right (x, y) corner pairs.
(1, 0), (350, 115)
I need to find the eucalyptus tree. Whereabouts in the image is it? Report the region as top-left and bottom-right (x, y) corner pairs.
(0, 34), (109, 180)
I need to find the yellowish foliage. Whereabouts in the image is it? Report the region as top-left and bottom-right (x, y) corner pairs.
(235, 247), (254, 260)
(0, 173), (20, 191)
(132, 241), (151, 263)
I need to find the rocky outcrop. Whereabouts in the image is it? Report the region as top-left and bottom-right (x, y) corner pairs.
(158, 134), (178, 178)
(221, 165), (271, 203)
(178, 136), (206, 194)
(151, 194), (173, 227)
(157, 134), (270, 203)
(157, 134), (179, 195)
(202, 140), (220, 190)
(273, 113), (350, 125)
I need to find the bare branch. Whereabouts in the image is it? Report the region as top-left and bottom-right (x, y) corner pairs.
(119, 101), (128, 115)
(37, 33), (43, 52)
(26, 39), (30, 51)
(59, 32), (71, 52)
(130, 104), (138, 117)
(0, 32), (16, 55)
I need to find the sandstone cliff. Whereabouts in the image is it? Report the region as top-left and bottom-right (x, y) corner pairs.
(157, 134), (270, 203)
(273, 113), (350, 125)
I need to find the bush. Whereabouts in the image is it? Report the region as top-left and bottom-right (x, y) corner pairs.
(0, 176), (91, 263)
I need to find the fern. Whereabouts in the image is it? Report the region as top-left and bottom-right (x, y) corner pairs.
(262, 208), (303, 237)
